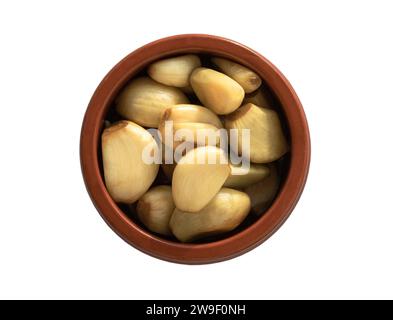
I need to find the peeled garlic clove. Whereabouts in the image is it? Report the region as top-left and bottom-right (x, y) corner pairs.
(243, 86), (273, 108)
(102, 121), (159, 203)
(136, 185), (175, 236)
(244, 163), (280, 215)
(190, 67), (245, 115)
(165, 104), (223, 128)
(212, 57), (262, 93)
(147, 54), (201, 88)
(159, 121), (220, 149)
(224, 103), (288, 163)
(158, 105), (222, 149)
(224, 163), (270, 189)
(175, 122), (220, 146)
(115, 77), (189, 128)
(170, 188), (251, 242)
(172, 146), (230, 212)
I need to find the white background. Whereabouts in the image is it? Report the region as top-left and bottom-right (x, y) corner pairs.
(0, 0), (392, 300)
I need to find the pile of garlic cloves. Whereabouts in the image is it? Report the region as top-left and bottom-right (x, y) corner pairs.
(101, 54), (288, 243)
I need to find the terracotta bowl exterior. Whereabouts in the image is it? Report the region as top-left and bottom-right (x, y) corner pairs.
(80, 34), (311, 264)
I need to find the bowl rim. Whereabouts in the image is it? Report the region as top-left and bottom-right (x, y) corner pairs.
(80, 34), (311, 264)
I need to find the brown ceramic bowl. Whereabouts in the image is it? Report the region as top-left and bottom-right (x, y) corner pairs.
(80, 34), (310, 264)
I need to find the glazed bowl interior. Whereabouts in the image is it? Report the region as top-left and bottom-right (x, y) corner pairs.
(81, 34), (310, 264)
